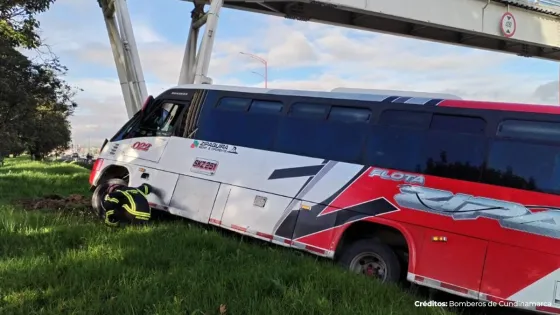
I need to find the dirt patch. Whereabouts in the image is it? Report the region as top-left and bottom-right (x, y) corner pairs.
(17, 194), (93, 214)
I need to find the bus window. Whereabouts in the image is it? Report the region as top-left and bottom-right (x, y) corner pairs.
(289, 103), (328, 119)
(125, 102), (186, 138)
(160, 104), (181, 133)
(421, 130), (486, 181)
(379, 110), (430, 129)
(217, 97), (250, 111)
(365, 127), (424, 172)
(111, 110), (142, 141)
(431, 114), (485, 134)
(366, 123), (486, 182)
(249, 100), (283, 114)
(275, 107), (367, 163)
(328, 106), (371, 123)
(497, 119), (560, 142)
(196, 97), (279, 150)
(482, 140), (560, 194)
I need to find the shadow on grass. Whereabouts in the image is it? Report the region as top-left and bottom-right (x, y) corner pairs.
(0, 214), (530, 315)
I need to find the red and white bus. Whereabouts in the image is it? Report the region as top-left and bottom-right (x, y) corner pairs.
(90, 84), (560, 314)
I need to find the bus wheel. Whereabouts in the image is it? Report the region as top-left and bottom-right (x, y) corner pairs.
(91, 178), (127, 216)
(338, 239), (401, 283)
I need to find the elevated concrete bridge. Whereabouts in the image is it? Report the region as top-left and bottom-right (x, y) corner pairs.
(97, 0), (560, 117)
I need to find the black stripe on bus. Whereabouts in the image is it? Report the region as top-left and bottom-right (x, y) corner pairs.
(268, 164), (325, 180)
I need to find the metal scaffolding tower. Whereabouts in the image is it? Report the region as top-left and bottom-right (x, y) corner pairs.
(98, 0), (148, 118)
(178, 0), (223, 86)
(98, 0), (222, 118)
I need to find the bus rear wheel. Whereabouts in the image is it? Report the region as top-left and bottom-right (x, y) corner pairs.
(338, 239), (401, 283)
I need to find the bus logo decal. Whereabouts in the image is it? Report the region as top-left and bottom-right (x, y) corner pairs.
(369, 168), (425, 185)
(191, 157), (219, 176)
(190, 140), (238, 154)
(394, 185), (560, 240)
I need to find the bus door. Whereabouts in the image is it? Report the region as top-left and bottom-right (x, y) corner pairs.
(164, 90), (228, 223)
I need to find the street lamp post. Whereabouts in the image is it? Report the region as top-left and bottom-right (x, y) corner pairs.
(239, 52), (268, 88)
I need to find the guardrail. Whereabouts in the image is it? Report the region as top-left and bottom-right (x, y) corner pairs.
(514, 0), (560, 8)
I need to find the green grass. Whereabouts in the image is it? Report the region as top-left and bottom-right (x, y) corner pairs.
(0, 157), (458, 315)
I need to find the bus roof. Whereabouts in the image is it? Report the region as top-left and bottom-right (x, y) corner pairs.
(171, 84), (457, 101)
(330, 87), (462, 100)
(169, 84), (560, 115)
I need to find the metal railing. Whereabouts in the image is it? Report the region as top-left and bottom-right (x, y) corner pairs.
(539, 0), (560, 7)
(507, 0), (560, 7)
(493, 0), (560, 15)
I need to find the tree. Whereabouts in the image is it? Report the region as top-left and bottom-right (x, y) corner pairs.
(3, 51), (78, 159)
(0, 39), (37, 156)
(0, 0), (80, 159)
(0, 0), (56, 49)
(25, 104), (72, 160)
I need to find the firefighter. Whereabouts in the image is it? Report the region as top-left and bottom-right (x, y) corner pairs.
(100, 182), (161, 227)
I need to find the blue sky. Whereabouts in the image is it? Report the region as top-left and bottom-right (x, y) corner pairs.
(30, 0), (559, 146)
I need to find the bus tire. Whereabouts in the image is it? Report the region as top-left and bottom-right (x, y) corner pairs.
(338, 239), (401, 283)
(91, 178), (127, 217)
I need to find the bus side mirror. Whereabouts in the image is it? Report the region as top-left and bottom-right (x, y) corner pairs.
(141, 95), (155, 113)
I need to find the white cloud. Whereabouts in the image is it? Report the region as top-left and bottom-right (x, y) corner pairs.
(134, 22), (165, 44)
(32, 2), (559, 147)
(69, 94), (128, 147)
(534, 80), (559, 103)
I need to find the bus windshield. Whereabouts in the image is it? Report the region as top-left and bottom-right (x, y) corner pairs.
(124, 101), (186, 139)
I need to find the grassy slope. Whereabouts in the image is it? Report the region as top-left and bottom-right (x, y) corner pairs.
(0, 157), (454, 315)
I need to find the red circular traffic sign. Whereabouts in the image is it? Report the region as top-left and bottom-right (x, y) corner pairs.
(500, 12), (516, 38)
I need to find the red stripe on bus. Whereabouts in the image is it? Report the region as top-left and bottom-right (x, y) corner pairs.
(440, 282), (469, 294)
(256, 232), (273, 240)
(536, 306), (560, 314)
(231, 224), (247, 232)
(305, 245), (326, 255)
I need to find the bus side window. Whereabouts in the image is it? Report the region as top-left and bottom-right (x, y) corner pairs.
(482, 140), (560, 193)
(274, 103), (366, 163)
(249, 100), (283, 114)
(288, 102), (328, 119)
(217, 97), (250, 111)
(379, 109), (431, 129)
(366, 113), (486, 182)
(328, 106), (371, 123)
(482, 120), (560, 194)
(497, 119), (560, 142)
(196, 97), (280, 150)
(430, 114), (486, 134)
(422, 114), (486, 181)
(366, 110), (429, 172)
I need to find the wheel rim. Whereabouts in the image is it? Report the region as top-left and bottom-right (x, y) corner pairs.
(349, 252), (388, 281)
(93, 183), (111, 214)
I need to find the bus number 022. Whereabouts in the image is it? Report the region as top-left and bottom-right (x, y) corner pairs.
(132, 142), (152, 151)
